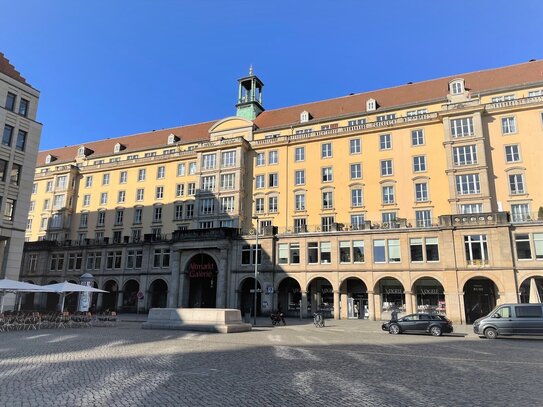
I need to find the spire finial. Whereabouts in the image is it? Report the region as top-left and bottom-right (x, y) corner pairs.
(249, 64), (253, 76)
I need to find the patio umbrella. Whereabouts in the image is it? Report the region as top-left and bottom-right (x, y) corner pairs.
(0, 279), (51, 312)
(529, 278), (541, 304)
(40, 281), (107, 312)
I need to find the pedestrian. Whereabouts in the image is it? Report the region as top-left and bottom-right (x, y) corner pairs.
(391, 308), (398, 321)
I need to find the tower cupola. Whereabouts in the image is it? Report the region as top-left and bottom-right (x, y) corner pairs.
(236, 65), (264, 120)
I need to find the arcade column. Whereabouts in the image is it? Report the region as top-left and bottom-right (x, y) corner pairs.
(168, 250), (181, 308)
(404, 290), (414, 314)
(333, 291), (340, 320)
(216, 249), (228, 308)
(301, 291), (308, 318)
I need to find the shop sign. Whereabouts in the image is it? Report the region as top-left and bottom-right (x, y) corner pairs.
(419, 288), (440, 295)
(321, 288), (334, 294)
(187, 261), (216, 278)
(385, 288), (403, 294)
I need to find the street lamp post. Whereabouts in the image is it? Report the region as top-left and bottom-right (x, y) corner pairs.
(253, 216), (259, 325)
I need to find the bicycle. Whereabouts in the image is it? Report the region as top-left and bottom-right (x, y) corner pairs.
(313, 312), (325, 328)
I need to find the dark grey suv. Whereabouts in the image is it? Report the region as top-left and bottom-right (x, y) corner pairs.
(382, 313), (453, 336)
(473, 304), (543, 339)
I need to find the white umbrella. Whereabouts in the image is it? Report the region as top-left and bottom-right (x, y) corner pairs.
(0, 279), (50, 313)
(40, 281), (107, 312)
(529, 278), (541, 304)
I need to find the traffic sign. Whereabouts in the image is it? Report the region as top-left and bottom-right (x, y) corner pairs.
(137, 291), (144, 300)
(249, 289), (262, 293)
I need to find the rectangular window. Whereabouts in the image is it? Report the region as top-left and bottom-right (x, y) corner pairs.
(382, 185), (395, 204)
(453, 145), (478, 166)
(241, 244), (261, 265)
(511, 204), (530, 222)
(10, 163), (21, 185)
(268, 173), (278, 187)
(295, 194), (305, 211)
(278, 243), (289, 264)
(189, 162), (197, 174)
(0, 159), (6, 181)
(411, 129), (424, 146)
(373, 240), (386, 263)
(200, 198), (214, 214)
(202, 153), (216, 169)
(426, 237), (439, 261)
(153, 206), (162, 222)
(268, 150), (278, 164)
(321, 216), (334, 232)
(256, 152), (265, 166)
(115, 209), (124, 225)
(18, 98), (29, 117)
(85, 176), (93, 188)
(413, 156), (426, 172)
(415, 182), (428, 202)
(134, 208), (142, 224)
(295, 147), (305, 162)
(119, 171), (127, 183)
(321, 143), (332, 158)
(202, 176), (216, 192)
(515, 234), (532, 260)
(268, 196), (278, 213)
(136, 188), (144, 201)
(509, 174), (525, 195)
(320, 242), (331, 263)
(255, 175), (265, 189)
(381, 160), (393, 176)
(186, 204), (194, 219)
(322, 167), (333, 182)
(16, 130), (27, 151)
(188, 183), (195, 195)
(451, 117), (474, 137)
(53, 194), (65, 209)
(155, 186), (164, 199)
(97, 211), (106, 226)
(351, 189), (363, 207)
(353, 240), (364, 262)
(221, 196), (235, 213)
(456, 174), (480, 195)
(290, 243), (300, 264)
(294, 218), (306, 233)
(415, 210), (432, 227)
(295, 170), (305, 185)
(157, 166), (165, 179)
(255, 197), (264, 213)
(380, 134), (392, 150)
(50, 254), (65, 271)
(410, 238), (423, 262)
(5, 92), (16, 111)
(350, 138), (361, 154)
(351, 215), (365, 230)
(221, 150), (236, 167)
(106, 251), (123, 270)
(177, 163), (185, 176)
(350, 163), (362, 179)
(308, 242), (318, 264)
(118, 190), (126, 203)
(174, 204), (183, 220)
(322, 191), (333, 209)
(501, 116), (517, 134)
(79, 213), (88, 228)
(339, 241), (351, 263)
(534, 233), (543, 260)
(100, 192), (108, 205)
(220, 173), (235, 190)
(175, 183), (184, 197)
(2, 125), (13, 146)
(348, 118), (366, 126)
(464, 235), (489, 265)
(460, 203), (483, 214)
(505, 145), (521, 163)
(126, 250), (143, 269)
(388, 239), (401, 262)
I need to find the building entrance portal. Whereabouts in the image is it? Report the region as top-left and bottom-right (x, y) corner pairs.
(464, 278), (497, 324)
(187, 254), (217, 308)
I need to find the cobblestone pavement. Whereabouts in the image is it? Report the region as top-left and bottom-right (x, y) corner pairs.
(1, 317), (542, 407)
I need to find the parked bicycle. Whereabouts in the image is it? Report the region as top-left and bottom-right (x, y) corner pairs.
(313, 312), (325, 328)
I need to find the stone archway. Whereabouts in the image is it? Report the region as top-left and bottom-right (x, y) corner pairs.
(519, 276), (543, 303)
(375, 277), (405, 320)
(149, 279), (168, 309)
(239, 278), (261, 319)
(45, 280), (59, 311)
(122, 279), (140, 312)
(463, 277), (498, 324)
(186, 253), (217, 308)
(339, 277), (368, 319)
(307, 277), (334, 318)
(277, 277), (302, 317)
(102, 280), (119, 312)
(412, 277), (446, 315)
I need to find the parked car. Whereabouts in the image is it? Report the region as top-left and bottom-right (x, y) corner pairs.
(473, 303), (543, 339)
(382, 313), (453, 336)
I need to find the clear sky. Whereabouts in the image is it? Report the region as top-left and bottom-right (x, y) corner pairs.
(2, 0), (543, 151)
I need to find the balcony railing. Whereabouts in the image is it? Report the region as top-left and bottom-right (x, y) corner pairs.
(486, 95), (543, 110)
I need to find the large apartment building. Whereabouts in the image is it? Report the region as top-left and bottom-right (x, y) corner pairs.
(0, 53), (42, 308)
(20, 61), (543, 323)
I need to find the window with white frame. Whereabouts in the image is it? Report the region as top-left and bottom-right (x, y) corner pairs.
(515, 234), (532, 260)
(350, 163), (362, 179)
(321, 216), (334, 232)
(188, 182), (196, 195)
(411, 129), (424, 146)
(415, 210), (432, 227)
(295, 170), (305, 185)
(511, 203), (530, 222)
(415, 182), (428, 202)
(381, 160), (393, 176)
(456, 174), (480, 195)
(256, 152), (265, 166)
(351, 188), (363, 207)
(255, 197), (264, 213)
(322, 191), (333, 209)
(294, 218), (306, 233)
(451, 117), (474, 137)
(175, 184), (184, 197)
(119, 171), (127, 184)
(136, 188), (144, 201)
(505, 145), (521, 163)
(377, 114), (396, 122)
(53, 194), (65, 209)
(268, 173), (278, 187)
(221, 150), (236, 167)
(295, 193), (305, 211)
(351, 215), (365, 230)
(509, 174), (525, 195)
(380, 134), (391, 150)
(350, 138), (361, 154)
(321, 143), (332, 158)
(153, 249), (170, 268)
(174, 204), (183, 220)
(220, 196), (235, 213)
(407, 109), (428, 117)
(382, 185), (395, 204)
(100, 192), (108, 205)
(348, 118), (366, 126)
(322, 167), (333, 182)
(255, 175), (265, 189)
(79, 213), (88, 228)
(155, 186), (164, 199)
(157, 166), (165, 179)
(413, 156), (426, 172)
(202, 153), (216, 169)
(200, 198), (214, 214)
(373, 239), (400, 263)
(295, 147), (305, 162)
(115, 209), (124, 225)
(43, 199), (50, 210)
(453, 145), (478, 166)
(268, 150), (278, 165)
(137, 168), (146, 181)
(85, 176), (93, 188)
(268, 196), (278, 213)
(189, 162), (197, 174)
(126, 250), (143, 269)
(501, 117), (517, 134)
(97, 211), (106, 226)
(186, 203), (194, 218)
(133, 208), (142, 224)
(450, 80), (464, 95)
(220, 173), (235, 190)
(202, 176), (216, 192)
(153, 206), (162, 222)
(410, 237), (439, 262)
(102, 173), (109, 185)
(177, 163), (185, 176)
(491, 94), (515, 102)
(464, 235), (489, 265)
(460, 203), (482, 214)
(320, 242), (331, 263)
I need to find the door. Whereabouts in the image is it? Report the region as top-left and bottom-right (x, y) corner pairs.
(493, 306), (514, 335)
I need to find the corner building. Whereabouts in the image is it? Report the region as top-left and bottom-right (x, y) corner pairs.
(0, 53), (42, 311)
(21, 62), (543, 323)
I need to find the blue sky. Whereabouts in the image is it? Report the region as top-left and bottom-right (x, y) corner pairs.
(2, 0), (543, 151)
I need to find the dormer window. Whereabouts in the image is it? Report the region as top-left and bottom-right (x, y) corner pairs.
(45, 154), (55, 164)
(450, 79), (465, 95)
(77, 146), (86, 157)
(167, 134), (180, 145)
(113, 143), (125, 153)
(366, 98), (377, 112)
(300, 110), (311, 123)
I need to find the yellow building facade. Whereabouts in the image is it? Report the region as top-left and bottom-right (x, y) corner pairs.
(20, 61), (543, 323)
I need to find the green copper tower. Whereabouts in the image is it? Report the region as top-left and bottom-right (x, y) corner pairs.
(236, 66), (264, 120)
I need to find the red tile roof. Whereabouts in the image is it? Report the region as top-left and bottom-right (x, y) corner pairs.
(37, 60), (543, 166)
(0, 52), (28, 85)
